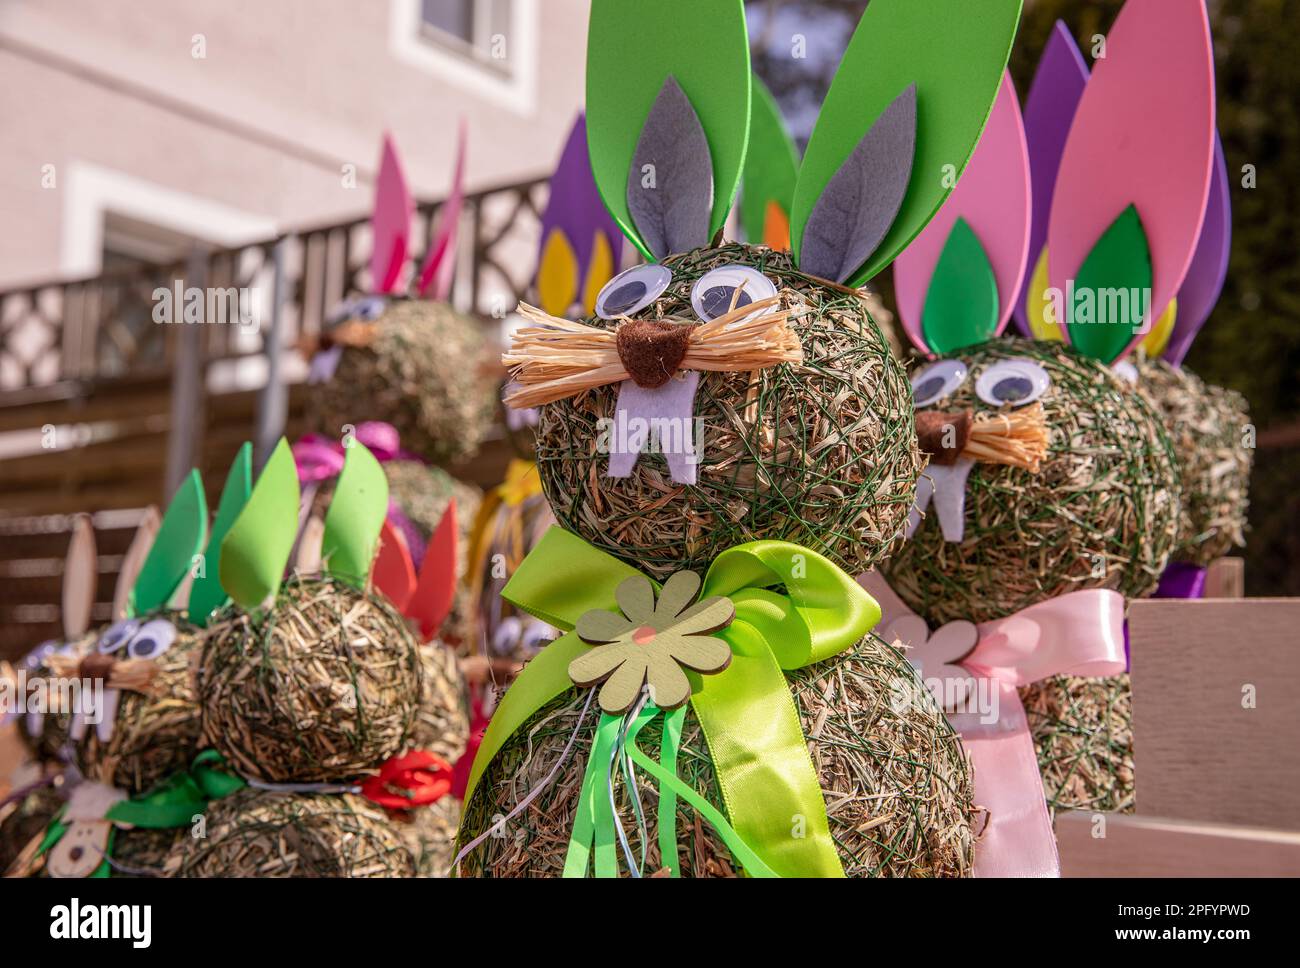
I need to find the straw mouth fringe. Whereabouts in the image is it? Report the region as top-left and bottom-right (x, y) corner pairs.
(503, 294), (804, 409)
(964, 403), (1050, 473)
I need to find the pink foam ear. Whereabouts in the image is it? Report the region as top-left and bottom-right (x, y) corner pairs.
(893, 72), (1031, 356)
(416, 118), (467, 299)
(1047, 0), (1216, 355)
(407, 499), (457, 642)
(372, 519), (417, 613)
(372, 133), (414, 295)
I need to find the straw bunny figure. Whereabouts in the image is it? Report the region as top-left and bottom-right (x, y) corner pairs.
(503, 0), (1028, 585)
(46, 449), (255, 796)
(459, 0), (1025, 880)
(875, 0), (1215, 854)
(305, 129), (495, 465)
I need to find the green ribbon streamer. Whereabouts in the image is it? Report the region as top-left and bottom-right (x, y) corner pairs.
(658, 706), (684, 877)
(463, 527), (880, 878)
(563, 712), (622, 878)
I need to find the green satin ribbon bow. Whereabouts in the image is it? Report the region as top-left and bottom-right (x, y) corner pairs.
(462, 527), (881, 878)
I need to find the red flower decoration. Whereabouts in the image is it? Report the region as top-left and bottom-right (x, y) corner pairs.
(360, 751), (454, 811)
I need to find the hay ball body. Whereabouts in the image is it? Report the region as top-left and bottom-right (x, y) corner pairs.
(198, 577), (423, 783)
(886, 338), (1181, 626)
(75, 614), (205, 795)
(459, 634), (974, 878)
(393, 797), (461, 877)
(109, 826), (185, 878)
(410, 642), (470, 763)
(535, 244), (922, 581)
(308, 299), (496, 465)
(0, 783), (63, 874)
(1131, 357), (1252, 565)
(164, 789), (415, 878)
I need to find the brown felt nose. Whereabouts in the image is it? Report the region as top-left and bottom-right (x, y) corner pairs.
(915, 409), (972, 466)
(615, 318), (694, 389)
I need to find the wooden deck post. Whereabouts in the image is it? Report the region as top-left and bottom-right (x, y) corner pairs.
(163, 245), (209, 498)
(255, 235), (292, 469)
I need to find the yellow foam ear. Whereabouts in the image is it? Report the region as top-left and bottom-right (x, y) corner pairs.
(538, 228), (579, 318)
(1026, 247), (1066, 342)
(762, 200), (791, 252)
(581, 230), (615, 316)
(1138, 296), (1177, 359)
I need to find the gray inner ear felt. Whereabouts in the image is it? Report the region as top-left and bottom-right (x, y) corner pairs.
(798, 83), (917, 284)
(626, 74), (715, 260)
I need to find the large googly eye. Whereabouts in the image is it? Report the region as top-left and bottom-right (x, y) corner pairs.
(354, 296), (387, 321)
(1112, 360), (1139, 385)
(910, 359), (969, 408)
(126, 619), (178, 660)
(97, 620), (139, 655)
(975, 358), (1052, 408)
(519, 619), (556, 656)
(690, 266), (778, 322)
(595, 265), (672, 319)
(491, 616), (522, 658)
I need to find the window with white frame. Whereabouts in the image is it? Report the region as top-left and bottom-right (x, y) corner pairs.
(419, 0), (513, 77)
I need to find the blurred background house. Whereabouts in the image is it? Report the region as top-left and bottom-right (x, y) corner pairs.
(1, 0), (1296, 660)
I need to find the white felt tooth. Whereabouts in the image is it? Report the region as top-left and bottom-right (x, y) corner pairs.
(94, 688), (120, 743)
(929, 458), (976, 543)
(905, 473), (936, 540)
(68, 709), (88, 742)
(27, 709), (45, 738)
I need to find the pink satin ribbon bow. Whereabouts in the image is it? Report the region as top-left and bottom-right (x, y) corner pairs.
(859, 572), (1127, 878)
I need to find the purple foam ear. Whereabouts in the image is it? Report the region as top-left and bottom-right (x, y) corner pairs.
(1166, 134), (1231, 366)
(1013, 21), (1089, 336)
(538, 115), (624, 291)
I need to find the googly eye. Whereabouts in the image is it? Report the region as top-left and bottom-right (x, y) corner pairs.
(491, 616), (523, 658)
(1112, 360), (1139, 385)
(97, 620), (140, 655)
(975, 358), (1052, 408)
(355, 296), (387, 321)
(690, 266), (778, 322)
(126, 619), (178, 660)
(519, 620), (556, 655)
(595, 265), (673, 319)
(21, 640), (59, 671)
(910, 359), (970, 408)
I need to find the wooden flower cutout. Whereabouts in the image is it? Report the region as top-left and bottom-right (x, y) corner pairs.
(570, 571), (735, 714)
(882, 615), (978, 712)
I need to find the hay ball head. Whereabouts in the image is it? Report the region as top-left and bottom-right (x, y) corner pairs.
(459, 633), (975, 878)
(198, 576), (423, 783)
(164, 788), (416, 878)
(886, 338), (1180, 627)
(534, 244), (922, 580)
(64, 614), (204, 795)
(1127, 356), (1252, 566)
(308, 297), (497, 465)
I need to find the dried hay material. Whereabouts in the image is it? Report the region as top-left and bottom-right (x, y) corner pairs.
(308, 299), (497, 464)
(393, 797), (460, 878)
(0, 782), (63, 875)
(76, 618), (204, 795)
(886, 338), (1182, 625)
(458, 633), (975, 878)
(1132, 357), (1252, 566)
(164, 789), (415, 878)
(535, 243), (922, 580)
(198, 577), (423, 783)
(316, 460), (482, 645)
(1019, 673), (1135, 815)
(109, 826), (186, 878)
(410, 643), (470, 765)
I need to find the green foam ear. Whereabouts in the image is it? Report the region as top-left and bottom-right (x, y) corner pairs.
(321, 442), (388, 587)
(188, 442), (253, 628)
(1067, 204), (1153, 364)
(220, 439), (300, 611)
(586, 0), (750, 258)
(791, 0), (1022, 285)
(922, 218), (1000, 355)
(129, 469), (207, 616)
(740, 74), (798, 246)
